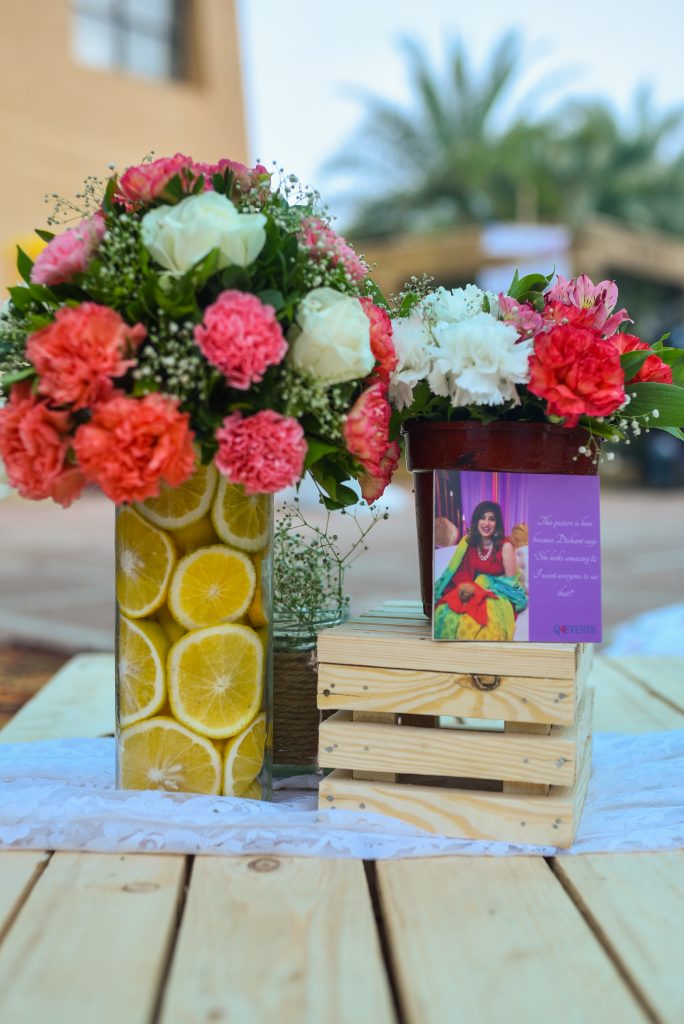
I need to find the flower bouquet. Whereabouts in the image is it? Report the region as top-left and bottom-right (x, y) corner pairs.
(0, 153), (399, 798)
(389, 272), (684, 612)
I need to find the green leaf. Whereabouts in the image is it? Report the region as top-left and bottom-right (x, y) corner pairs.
(627, 382), (684, 426)
(212, 173), (226, 194)
(16, 246), (34, 285)
(661, 425), (684, 441)
(620, 349), (652, 380)
(1, 366), (36, 387)
(257, 289), (285, 311)
(8, 286), (34, 312)
(304, 438), (340, 471)
(34, 229), (55, 243)
(507, 270), (553, 302)
(397, 292), (420, 317)
(102, 176), (118, 213)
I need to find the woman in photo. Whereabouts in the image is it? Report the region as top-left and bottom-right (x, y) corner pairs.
(434, 500), (528, 640)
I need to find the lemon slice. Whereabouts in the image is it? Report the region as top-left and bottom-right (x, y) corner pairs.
(168, 623), (263, 739)
(212, 478), (271, 552)
(241, 779), (263, 800)
(120, 716), (221, 794)
(118, 615), (168, 727)
(137, 462), (218, 529)
(155, 603), (186, 645)
(169, 514), (219, 555)
(116, 507), (176, 618)
(247, 552), (268, 628)
(168, 545), (256, 630)
(223, 712), (266, 796)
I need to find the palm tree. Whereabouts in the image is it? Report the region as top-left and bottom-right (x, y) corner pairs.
(327, 34), (684, 239)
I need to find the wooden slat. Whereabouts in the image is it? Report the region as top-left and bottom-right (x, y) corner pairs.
(160, 857), (395, 1024)
(318, 621), (581, 677)
(0, 653), (114, 743)
(0, 852), (185, 1024)
(503, 722), (552, 796)
(555, 852), (684, 1024)
(352, 712), (397, 783)
(320, 738), (590, 848)
(377, 858), (647, 1024)
(0, 851), (49, 942)
(590, 658), (684, 733)
(320, 690), (591, 786)
(318, 663), (577, 725)
(608, 656), (684, 713)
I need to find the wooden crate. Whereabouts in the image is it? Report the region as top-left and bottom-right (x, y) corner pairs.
(317, 602), (594, 848)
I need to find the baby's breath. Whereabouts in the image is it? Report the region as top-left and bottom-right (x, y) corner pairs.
(278, 365), (347, 439)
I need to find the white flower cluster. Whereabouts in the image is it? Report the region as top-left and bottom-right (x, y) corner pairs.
(389, 285), (532, 411)
(0, 397), (13, 501)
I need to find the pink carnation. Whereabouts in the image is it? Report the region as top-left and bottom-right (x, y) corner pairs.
(0, 382), (85, 507)
(74, 392), (195, 504)
(298, 216), (368, 282)
(359, 440), (401, 504)
(30, 213), (106, 286)
(359, 297), (397, 383)
(117, 153), (194, 205)
(215, 411), (307, 494)
(343, 381), (392, 476)
(194, 291), (287, 389)
(27, 303), (145, 411)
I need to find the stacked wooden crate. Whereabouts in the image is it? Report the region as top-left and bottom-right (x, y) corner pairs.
(317, 601), (594, 848)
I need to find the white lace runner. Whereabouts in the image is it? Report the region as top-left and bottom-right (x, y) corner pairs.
(0, 731), (682, 857)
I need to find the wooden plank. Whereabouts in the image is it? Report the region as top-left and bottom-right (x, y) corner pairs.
(320, 691), (591, 787)
(0, 852), (49, 942)
(352, 712), (397, 783)
(318, 663), (577, 725)
(590, 658), (684, 733)
(376, 857), (647, 1024)
(320, 736), (591, 848)
(503, 722), (552, 796)
(318, 622), (580, 677)
(608, 656), (684, 713)
(160, 857), (396, 1024)
(555, 852), (684, 1024)
(0, 653), (114, 744)
(0, 852), (185, 1024)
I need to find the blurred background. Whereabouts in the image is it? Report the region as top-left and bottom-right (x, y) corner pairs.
(2, 0), (684, 686)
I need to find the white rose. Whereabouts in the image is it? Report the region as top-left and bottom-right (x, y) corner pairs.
(428, 312), (532, 407)
(288, 287), (373, 384)
(141, 191), (266, 274)
(388, 311), (433, 411)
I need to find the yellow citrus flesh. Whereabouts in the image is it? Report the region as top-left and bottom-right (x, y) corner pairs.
(169, 514), (219, 555)
(223, 712), (266, 796)
(247, 552), (268, 628)
(211, 478), (270, 553)
(119, 716), (221, 794)
(241, 779), (263, 800)
(168, 545), (256, 630)
(137, 461), (218, 530)
(155, 603), (186, 645)
(118, 615), (169, 727)
(116, 507), (176, 618)
(168, 623), (263, 739)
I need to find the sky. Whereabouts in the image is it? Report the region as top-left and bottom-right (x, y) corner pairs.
(237, 0), (684, 218)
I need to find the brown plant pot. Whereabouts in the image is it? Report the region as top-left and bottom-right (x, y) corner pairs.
(401, 420), (599, 617)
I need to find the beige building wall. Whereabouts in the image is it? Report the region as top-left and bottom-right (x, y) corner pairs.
(0, 0), (247, 278)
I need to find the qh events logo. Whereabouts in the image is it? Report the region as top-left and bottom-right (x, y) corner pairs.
(553, 624), (598, 637)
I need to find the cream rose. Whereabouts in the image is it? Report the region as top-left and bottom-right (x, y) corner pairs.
(141, 191), (266, 274)
(288, 287), (374, 384)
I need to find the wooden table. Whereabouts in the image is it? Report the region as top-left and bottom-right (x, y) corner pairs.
(0, 654), (682, 1024)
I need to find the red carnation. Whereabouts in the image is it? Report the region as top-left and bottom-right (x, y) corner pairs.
(528, 325), (625, 427)
(360, 297), (398, 384)
(343, 381), (393, 476)
(610, 334), (673, 385)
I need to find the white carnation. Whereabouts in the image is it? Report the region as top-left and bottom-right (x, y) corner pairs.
(428, 312), (532, 408)
(420, 284), (493, 324)
(388, 311), (433, 411)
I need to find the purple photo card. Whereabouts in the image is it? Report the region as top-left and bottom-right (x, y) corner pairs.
(433, 470), (601, 643)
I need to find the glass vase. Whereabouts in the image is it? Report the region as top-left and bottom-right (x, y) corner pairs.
(115, 466), (273, 799)
(272, 608), (349, 776)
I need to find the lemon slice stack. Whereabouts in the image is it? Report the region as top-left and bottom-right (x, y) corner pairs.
(115, 464), (270, 799)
